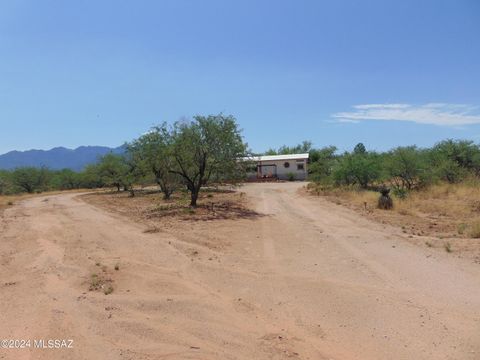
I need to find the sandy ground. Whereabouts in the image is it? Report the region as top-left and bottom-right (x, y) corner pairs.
(1, 182), (479, 360)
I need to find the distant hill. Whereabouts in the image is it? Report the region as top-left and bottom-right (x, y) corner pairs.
(0, 145), (125, 171)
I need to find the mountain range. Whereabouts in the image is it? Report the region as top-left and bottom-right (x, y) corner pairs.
(0, 145), (125, 171)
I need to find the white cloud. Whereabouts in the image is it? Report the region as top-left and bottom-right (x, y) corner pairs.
(332, 103), (480, 126)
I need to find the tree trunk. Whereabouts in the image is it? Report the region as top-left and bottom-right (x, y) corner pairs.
(190, 187), (200, 207)
(157, 181), (172, 200)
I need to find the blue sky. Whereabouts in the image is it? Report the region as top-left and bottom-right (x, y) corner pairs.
(0, 0), (479, 154)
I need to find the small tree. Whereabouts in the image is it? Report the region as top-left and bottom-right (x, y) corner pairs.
(308, 146), (337, 183)
(52, 169), (81, 190)
(120, 151), (146, 196)
(353, 142), (367, 155)
(81, 164), (106, 188)
(11, 167), (50, 193)
(264, 141), (312, 155)
(384, 146), (431, 191)
(96, 154), (127, 191)
(432, 139), (480, 174)
(430, 139), (480, 182)
(128, 124), (179, 199)
(333, 152), (382, 189)
(170, 114), (248, 207)
(0, 170), (10, 194)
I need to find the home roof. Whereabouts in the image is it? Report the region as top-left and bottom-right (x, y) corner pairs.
(244, 153), (310, 162)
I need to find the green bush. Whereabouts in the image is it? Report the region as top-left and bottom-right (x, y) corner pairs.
(308, 146), (337, 183)
(11, 167), (50, 193)
(384, 146), (433, 190)
(332, 152), (382, 189)
(392, 187), (408, 199)
(430, 140), (480, 182)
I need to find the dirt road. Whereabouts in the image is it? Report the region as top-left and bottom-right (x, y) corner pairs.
(1, 182), (479, 360)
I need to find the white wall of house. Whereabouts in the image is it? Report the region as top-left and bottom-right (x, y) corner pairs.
(259, 159), (308, 180)
(245, 153), (309, 180)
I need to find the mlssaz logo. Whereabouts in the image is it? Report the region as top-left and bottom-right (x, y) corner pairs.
(34, 339), (74, 349)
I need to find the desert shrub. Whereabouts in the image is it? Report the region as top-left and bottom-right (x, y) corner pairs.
(80, 164), (106, 188)
(392, 187), (408, 199)
(287, 172), (295, 181)
(265, 141), (312, 155)
(431, 157), (467, 184)
(430, 140), (480, 182)
(384, 146), (433, 191)
(51, 169), (82, 190)
(0, 171), (10, 195)
(457, 223), (467, 235)
(92, 153), (145, 195)
(308, 146), (337, 183)
(470, 222), (480, 238)
(432, 139), (480, 173)
(332, 151), (382, 189)
(11, 167), (50, 193)
(95, 154), (128, 191)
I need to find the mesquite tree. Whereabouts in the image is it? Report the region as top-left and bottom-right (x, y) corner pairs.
(170, 115), (248, 207)
(128, 124), (179, 199)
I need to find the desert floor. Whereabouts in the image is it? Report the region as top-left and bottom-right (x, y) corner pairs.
(1, 182), (479, 360)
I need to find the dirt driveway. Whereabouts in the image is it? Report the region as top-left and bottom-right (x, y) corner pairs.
(1, 182), (479, 360)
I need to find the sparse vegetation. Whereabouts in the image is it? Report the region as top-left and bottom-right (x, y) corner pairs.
(82, 186), (260, 225)
(303, 139), (480, 193)
(308, 174), (480, 240)
(457, 223), (467, 235)
(88, 272), (114, 295)
(89, 274), (101, 291)
(300, 139), (480, 242)
(444, 242), (452, 253)
(104, 286), (114, 295)
(469, 222), (480, 239)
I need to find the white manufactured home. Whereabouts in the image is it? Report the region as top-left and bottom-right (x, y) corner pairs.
(245, 153), (309, 181)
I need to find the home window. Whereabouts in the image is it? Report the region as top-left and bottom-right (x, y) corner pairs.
(284, 162), (290, 168)
(297, 163), (304, 170)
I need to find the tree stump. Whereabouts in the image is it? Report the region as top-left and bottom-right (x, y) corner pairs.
(378, 187), (393, 210)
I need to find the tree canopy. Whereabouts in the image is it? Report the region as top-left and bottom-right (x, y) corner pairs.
(170, 115), (248, 206)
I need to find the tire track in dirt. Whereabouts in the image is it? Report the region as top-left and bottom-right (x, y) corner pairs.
(1, 185), (480, 360)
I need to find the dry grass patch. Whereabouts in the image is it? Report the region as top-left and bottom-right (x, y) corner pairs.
(308, 182), (480, 238)
(89, 273), (114, 294)
(87, 261), (117, 295)
(308, 182), (480, 260)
